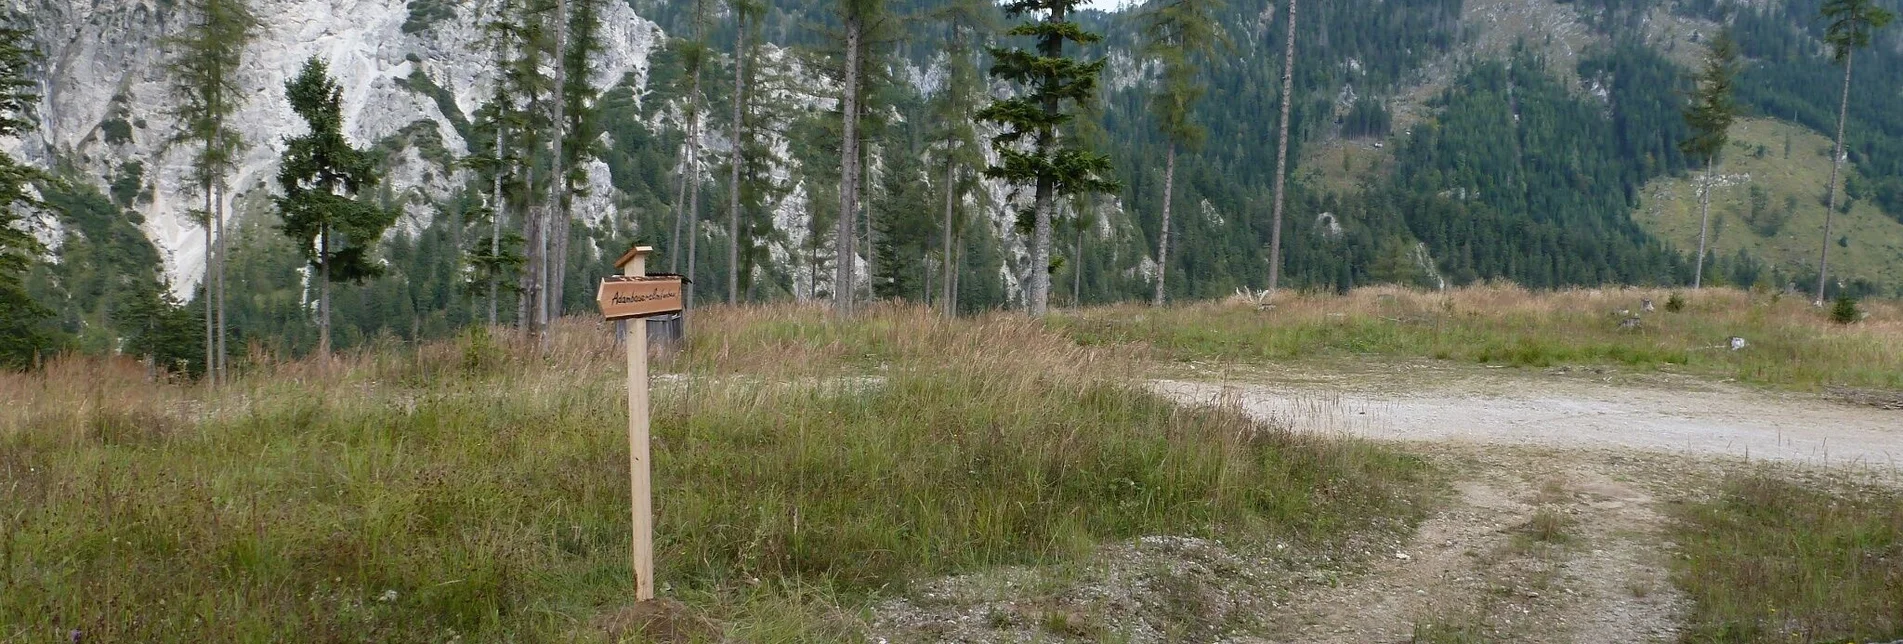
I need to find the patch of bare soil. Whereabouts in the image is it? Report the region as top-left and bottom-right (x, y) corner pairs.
(1246, 446), (1695, 643)
(871, 369), (1898, 642)
(1828, 386), (1903, 411)
(869, 446), (1708, 643)
(591, 598), (720, 643)
(869, 532), (1407, 643)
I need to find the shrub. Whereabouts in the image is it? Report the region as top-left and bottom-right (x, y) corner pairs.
(1664, 292), (1686, 312)
(1831, 295), (1861, 324)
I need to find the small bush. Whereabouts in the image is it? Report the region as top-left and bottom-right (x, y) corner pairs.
(1831, 295), (1861, 324)
(1664, 292), (1686, 312)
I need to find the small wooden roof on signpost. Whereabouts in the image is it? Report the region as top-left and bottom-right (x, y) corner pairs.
(614, 246), (655, 270)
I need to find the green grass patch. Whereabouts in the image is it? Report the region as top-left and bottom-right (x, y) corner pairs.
(1670, 475), (1903, 642)
(0, 306), (1434, 640)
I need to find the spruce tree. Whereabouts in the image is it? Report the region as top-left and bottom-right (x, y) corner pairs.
(727, 0), (761, 304)
(978, 0), (1118, 317)
(542, 0), (568, 334)
(1814, 0), (1893, 304)
(1680, 29), (1736, 289)
(1141, 0), (1227, 306)
(274, 57), (399, 356)
(166, 0), (255, 383)
(928, 0), (995, 316)
(550, 0), (605, 319)
(670, 1), (710, 311)
(0, 20), (56, 369)
(833, 0), (883, 314)
(507, 1), (555, 337)
(473, 0), (527, 326)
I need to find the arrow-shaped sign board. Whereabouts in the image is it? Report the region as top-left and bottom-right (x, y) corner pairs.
(597, 275), (684, 321)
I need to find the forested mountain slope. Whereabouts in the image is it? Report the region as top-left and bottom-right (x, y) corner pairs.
(7, 0), (1903, 363)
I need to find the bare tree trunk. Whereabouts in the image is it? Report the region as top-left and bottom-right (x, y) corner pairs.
(202, 185), (214, 384)
(728, 17), (746, 305)
(834, 13), (861, 314)
(1153, 142), (1176, 306)
(942, 157), (955, 317)
(670, 147), (690, 273)
(951, 241), (961, 315)
(1816, 49), (1853, 306)
(1267, 0), (1297, 293)
(319, 227), (331, 356)
(1694, 157), (1714, 288)
(547, 0), (571, 329)
(1075, 205), (1084, 306)
(678, 77), (704, 307)
(686, 123), (702, 312)
(489, 103), (506, 326)
(1030, 183), (1053, 316)
(861, 143), (872, 296)
(1027, 6), (1064, 317)
(214, 180), (226, 377)
(518, 156), (539, 337)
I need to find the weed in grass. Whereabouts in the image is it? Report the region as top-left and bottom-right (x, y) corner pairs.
(1412, 615), (1494, 643)
(1525, 509), (1573, 544)
(1534, 478), (1570, 505)
(1041, 609), (1101, 638)
(0, 305), (1434, 640)
(1671, 474), (1903, 642)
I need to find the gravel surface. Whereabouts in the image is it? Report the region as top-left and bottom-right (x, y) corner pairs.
(1152, 374), (1903, 470)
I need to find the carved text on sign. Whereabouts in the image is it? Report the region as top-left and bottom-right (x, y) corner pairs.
(597, 276), (684, 320)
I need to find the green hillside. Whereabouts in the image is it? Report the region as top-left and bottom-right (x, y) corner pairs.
(1634, 118), (1903, 293)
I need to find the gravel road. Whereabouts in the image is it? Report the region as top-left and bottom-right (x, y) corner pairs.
(1153, 373), (1903, 470)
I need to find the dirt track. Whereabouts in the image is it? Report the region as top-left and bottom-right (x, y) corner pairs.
(876, 367), (1901, 642)
(1150, 367), (1900, 642)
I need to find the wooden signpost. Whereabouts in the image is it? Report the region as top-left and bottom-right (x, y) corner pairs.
(598, 246), (682, 601)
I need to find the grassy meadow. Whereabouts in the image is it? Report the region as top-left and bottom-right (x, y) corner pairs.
(1058, 285), (1903, 391)
(0, 305), (1432, 642)
(1635, 117), (1903, 290)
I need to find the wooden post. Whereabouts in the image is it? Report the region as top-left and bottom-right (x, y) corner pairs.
(622, 248), (656, 601)
(600, 246), (680, 602)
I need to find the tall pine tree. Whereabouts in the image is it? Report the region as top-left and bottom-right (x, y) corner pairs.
(832, 0), (883, 313)
(727, 0), (761, 304)
(978, 0), (1118, 316)
(1814, 0), (1893, 303)
(1680, 29), (1736, 289)
(166, 0), (255, 383)
(1266, 0), (1296, 293)
(1141, 0), (1227, 305)
(926, 0), (996, 316)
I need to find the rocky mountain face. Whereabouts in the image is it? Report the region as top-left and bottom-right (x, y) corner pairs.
(13, 0), (662, 297)
(13, 0), (1903, 318)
